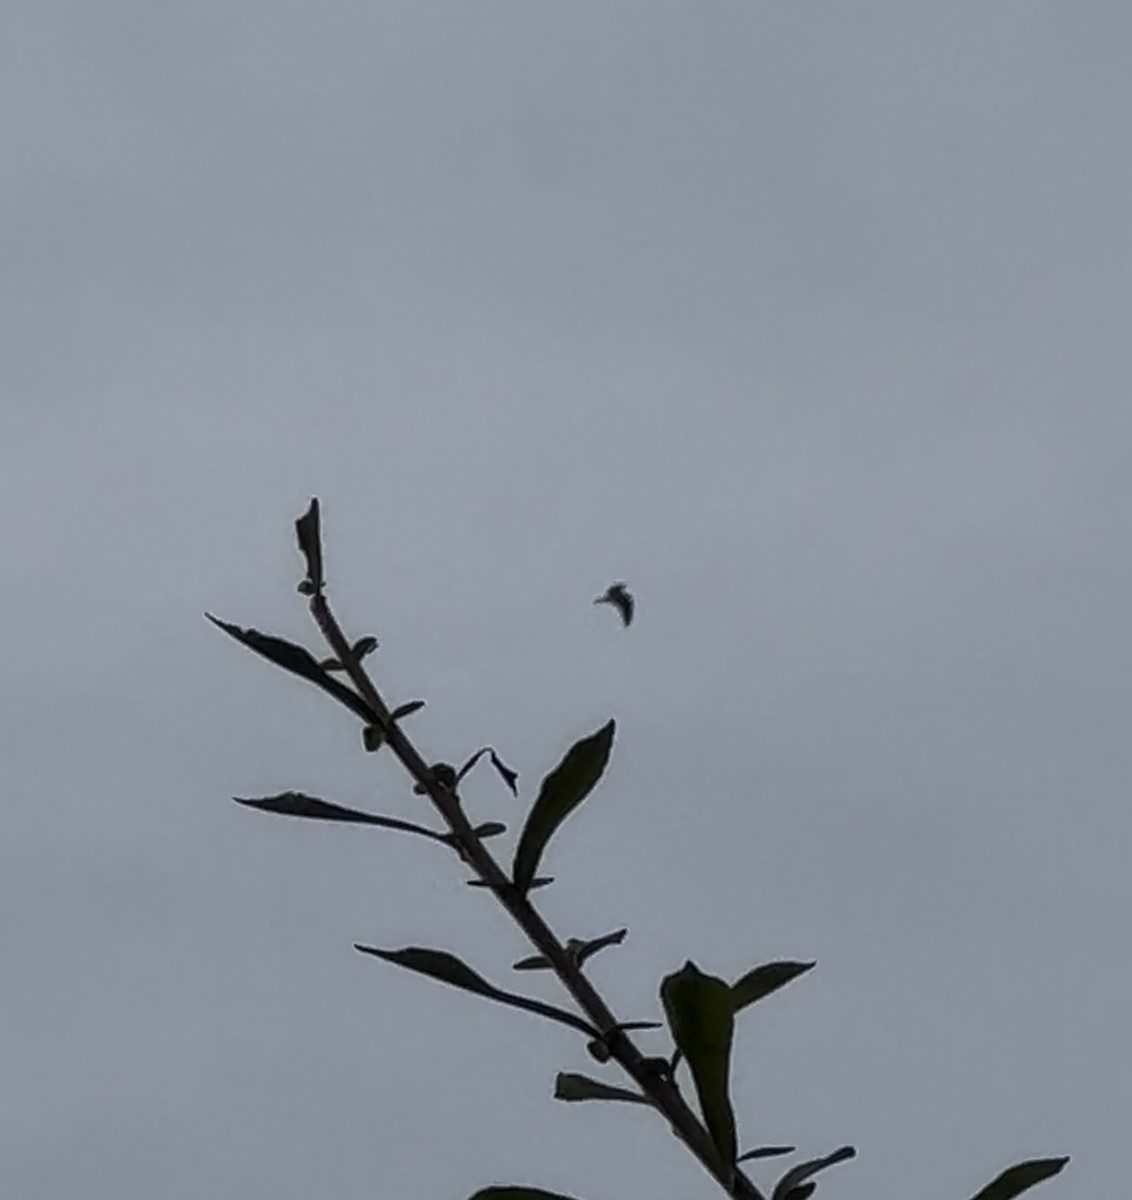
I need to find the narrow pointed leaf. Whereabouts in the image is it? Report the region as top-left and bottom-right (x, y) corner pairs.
(207, 615), (374, 722)
(574, 927), (628, 966)
(738, 1146), (796, 1162)
(772, 1146), (856, 1200)
(391, 700), (426, 721)
(469, 1190), (585, 1200)
(468, 876), (553, 889)
(732, 961), (816, 1014)
(438, 822), (507, 853)
(354, 945), (598, 1037)
(513, 928), (627, 972)
(554, 1072), (649, 1105)
(967, 1157), (1069, 1200)
(233, 793), (448, 842)
(295, 498), (323, 591)
(660, 961), (737, 1169)
(513, 720), (615, 894)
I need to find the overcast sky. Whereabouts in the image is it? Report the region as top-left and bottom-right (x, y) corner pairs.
(4, 4), (1130, 1198)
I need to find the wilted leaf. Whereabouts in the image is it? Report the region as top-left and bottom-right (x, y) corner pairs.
(771, 1146), (856, 1200)
(513, 720), (615, 894)
(295, 498), (323, 592)
(469, 1190), (584, 1200)
(354, 945), (597, 1037)
(967, 1157), (1069, 1200)
(456, 746), (520, 796)
(660, 961), (737, 1169)
(206, 615), (373, 722)
(554, 1073), (649, 1105)
(489, 749), (519, 795)
(731, 961), (815, 1014)
(391, 700), (426, 721)
(593, 582), (634, 627)
(738, 1146), (796, 1162)
(233, 792), (447, 842)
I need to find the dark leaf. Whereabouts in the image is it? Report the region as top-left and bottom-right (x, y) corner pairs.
(351, 635), (379, 660)
(206, 615), (373, 722)
(593, 582), (634, 627)
(469, 1190), (584, 1200)
(468, 876), (553, 889)
(731, 961), (816, 1014)
(391, 699), (426, 721)
(362, 725), (385, 752)
(660, 961), (737, 1169)
(413, 762), (458, 795)
(781, 1185), (816, 1200)
(456, 746), (520, 797)
(574, 927), (628, 966)
(586, 1039), (611, 1063)
(319, 656), (345, 672)
(554, 1072), (649, 1105)
(513, 928), (627, 973)
(513, 720), (615, 894)
(471, 821), (507, 840)
(513, 952), (552, 971)
(490, 749), (520, 795)
(295, 498), (323, 592)
(772, 1146), (856, 1200)
(233, 792), (446, 842)
(967, 1158), (1069, 1200)
(738, 1147), (796, 1162)
(354, 945), (598, 1037)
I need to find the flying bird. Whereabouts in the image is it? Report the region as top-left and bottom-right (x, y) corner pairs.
(594, 582), (634, 627)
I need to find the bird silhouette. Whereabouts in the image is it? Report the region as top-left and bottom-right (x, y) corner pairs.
(594, 582), (634, 627)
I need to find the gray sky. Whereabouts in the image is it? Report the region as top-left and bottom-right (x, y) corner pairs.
(3, 4), (1129, 1198)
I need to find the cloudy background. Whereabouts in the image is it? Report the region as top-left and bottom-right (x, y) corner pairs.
(4, 3), (1129, 1197)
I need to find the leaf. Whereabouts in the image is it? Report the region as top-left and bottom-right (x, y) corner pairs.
(391, 699), (426, 721)
(967, 1158), (1069, 1200)
(351, 635), (379, 660)
(490, 748), (520, 795)
(436, 823), (507, 858)
(233, 792), (448, 843)
(469, 1190), (585, 1200)
(468, 876), (553, 889)
(593, 582), (634, 626)
(554, 1073), (649, 1105)
(206, 615), (374, 722)
(457, 746), (520, 796)
(781, 1185), (815, 1200)
(295, 498), (323, 592)
(513, 928), (627, 972)
(738, 1146), (796, 1162)
(362, 725), (385, 752)
(771, 1146), (856, 1200)
(354, 946), (598, 1037)
(660, 961), (737, 1169)
(731, 961), (816, 1014)
(513, 720), (615, 894)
